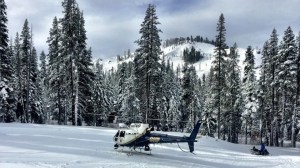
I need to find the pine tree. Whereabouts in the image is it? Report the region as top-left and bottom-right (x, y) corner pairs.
(47, 16), (63, 124)
(117, 62), (127, 119)
(242, 46), (258, 144)
(91, 60), (106, 126)
(226, 43), (242, 143)
(189, 66), (202, 128)
(202, 67), (217, 136)
(120, 64), (141, 124)
(134, 4), (162, 125)
(258, 40), (270, 144)
(180, 63), (193, 131)
(0, 0), (9, 81)
(39, 51), (49, 123)
(20, 19), (32, 123)
(0, 0), (14, 122)
(14, 33), (23, 121)
(211, 13), (227, 139)
(76, 13), (94, 125)
(268, 29), (279, 146)
(58, 0), (94, 126)
(293, 31), (300, 147)
(276, 26), (297, 146)
(60, 0), (79, 125)
(29, 47), (42, 123)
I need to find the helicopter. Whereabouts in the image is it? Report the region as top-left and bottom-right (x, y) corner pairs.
(113, 120), (201, 154)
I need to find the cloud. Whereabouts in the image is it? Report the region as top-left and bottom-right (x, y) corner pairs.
(5, 0), (300, 59)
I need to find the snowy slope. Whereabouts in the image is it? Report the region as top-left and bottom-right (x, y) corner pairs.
(100, 42), (262, 78)
(1, 123), (299, 168)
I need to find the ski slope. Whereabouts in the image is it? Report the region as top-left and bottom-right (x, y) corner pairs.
(0, 123), (299, 168)
(101, 42), (262, 78)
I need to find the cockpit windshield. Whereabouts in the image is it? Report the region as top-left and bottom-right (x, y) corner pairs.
(120, 131), (125, 137)
(114, 130), (120, 137)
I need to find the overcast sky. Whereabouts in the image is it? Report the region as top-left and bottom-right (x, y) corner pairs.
(6, 0), (300, 59)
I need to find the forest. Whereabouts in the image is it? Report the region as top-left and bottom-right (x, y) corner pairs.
(0, 0), (299, 148)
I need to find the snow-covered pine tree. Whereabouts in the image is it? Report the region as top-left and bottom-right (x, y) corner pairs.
(90, 60), (106, 126)
(14, 33), (24, 121)
(159, 56), (168, 128)
(189, 66), (202, 129)
(76, 12), (94, 126)
(134, 4), (162, 125)
(202, 67), (217, 136)
(211, 13), (227, 139)
(39, 51), (49, 123)
(60, 0), (80, 125)
(164, 60), (182, 131)
(120, 64), (141, 124)
(242, 46), (258, 144)
(293, 31), (300, 147)
(159, 58), (181, 131)
(29, 47), (42, 123)
(59, 0), (93, 125)
(179, 62), (193, 132)
(117, 62), (127, 121)
(0, 0), (14, 122)
(258, 40), (270, 144)
(0, 0), (9, 80)
(276, 26), (297, 147)
(226, 43), (242, 143)
(268, 29), (279, 146)
(20, 19), (32, 123)
(104, 68), (118, 120)
(47, 16), (64, 124)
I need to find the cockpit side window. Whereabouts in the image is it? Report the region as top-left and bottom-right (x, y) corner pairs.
(114, 130), (120, 137)
(120, 131), (125, 137)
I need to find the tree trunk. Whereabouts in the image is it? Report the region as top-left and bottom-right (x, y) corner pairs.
(245, 119), (248, 144)
(71, 58), (76, 126)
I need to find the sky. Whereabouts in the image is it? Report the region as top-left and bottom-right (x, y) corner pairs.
(5, 0), (300, 59)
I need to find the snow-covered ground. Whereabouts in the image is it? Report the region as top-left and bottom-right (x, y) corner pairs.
(0, 123), (299, 168)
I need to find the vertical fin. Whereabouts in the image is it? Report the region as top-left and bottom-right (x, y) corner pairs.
(188, 120), (201, 153)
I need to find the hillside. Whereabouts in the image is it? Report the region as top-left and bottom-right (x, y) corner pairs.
(0, 123), (299, 168)
(100, 42), (262, 78)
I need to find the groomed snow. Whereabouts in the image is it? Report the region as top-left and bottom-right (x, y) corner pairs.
(0, 123), (299, 168)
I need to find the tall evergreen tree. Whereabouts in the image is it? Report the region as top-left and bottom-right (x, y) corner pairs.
(58, 0), (93, 125)
(268, 29), (279, 146)
(39, 51), (49, 123)
(134, 4), (162, 125)
(258, 40), (270, 144)
(90, 60), (106, 126)
(293, 32), (300, 147)
(180, 63), (194, 131)
(47, 16), (64, 124)
(29, 47), (42, 123)
(211, 13), (227, 139)
(20, 19), (32, 123)
(202, 67), (217, 135)
(0, 0), (9, 81)
(226, 43), (242, 143)
(276, 26), (297, 146)
(60, 0), (79, 125)
(242, 46), (258, 144)
(14, 32), (24, 121)
(0, 0), (14, 122)
(120, 64), (141, 124)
